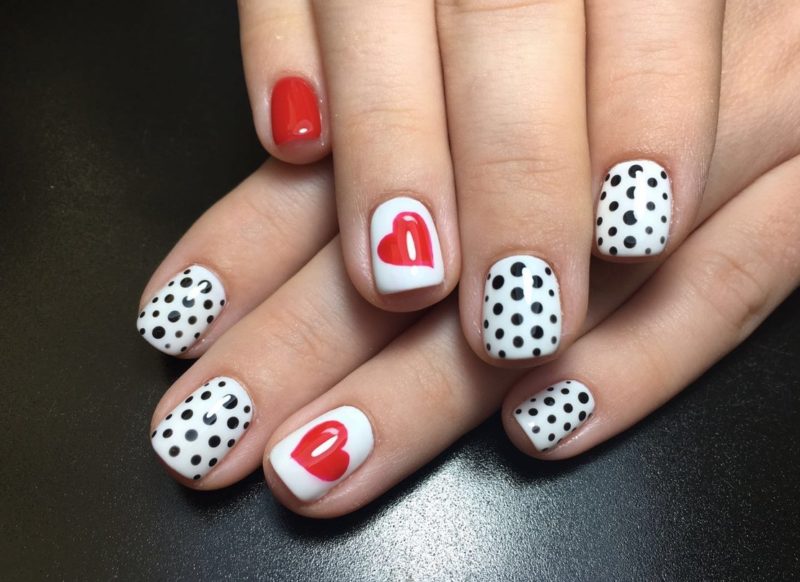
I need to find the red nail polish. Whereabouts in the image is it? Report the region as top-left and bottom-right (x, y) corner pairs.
(270, 77), (321, 145)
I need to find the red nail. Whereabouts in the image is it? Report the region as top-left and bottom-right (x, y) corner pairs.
(270, 77), (321, 145)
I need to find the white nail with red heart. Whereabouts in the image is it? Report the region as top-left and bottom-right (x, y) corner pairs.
(370, 196), (444, 294)
(269, 406), (374, 502)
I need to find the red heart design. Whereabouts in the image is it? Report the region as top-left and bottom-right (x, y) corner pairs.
(377, 211), (434, 267)
(290, 420), (350, 482)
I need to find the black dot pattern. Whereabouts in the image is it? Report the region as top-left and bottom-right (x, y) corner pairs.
(150, 377), (252, 480)
(512, 380), (595, 452)
(596, 160), (671, 257)
(138, 265), (225, 356)
(483, 256), (561, 360)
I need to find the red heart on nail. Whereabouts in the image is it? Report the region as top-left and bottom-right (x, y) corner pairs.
(290, 420), (350, 482)
(377, 211), (434, 268)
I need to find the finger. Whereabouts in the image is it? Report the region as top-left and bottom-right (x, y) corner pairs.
(238, 0), (329, 163)
(149, 240), (416, 489)
(311, 0), (459, 311)
(137, 159), (336, 357)
(264, 299), (517, 515)
(436, 0), (592, 365)
(586, 0), (725, 260)
(504, 153), (800, 458)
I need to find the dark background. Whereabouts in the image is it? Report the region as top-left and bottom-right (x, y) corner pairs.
(1, 1), (798, 580)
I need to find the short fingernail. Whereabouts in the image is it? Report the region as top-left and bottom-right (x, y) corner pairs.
(513, 380), (595, 452)
(137, 265), (226, 356)
(483, 256), (561, 360)
(370, 196), (444, 294)
(151, 377), (253, 481)
(596, 160), (672, 258)
(270, 76), (322, 145)
(269, 406), (374, 502)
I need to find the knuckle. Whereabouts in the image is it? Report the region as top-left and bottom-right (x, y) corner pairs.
(396, 346), (463, 420)
(437, 0), (564, 17)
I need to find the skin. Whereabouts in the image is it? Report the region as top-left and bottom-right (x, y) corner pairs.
(143, 0), (800, 516)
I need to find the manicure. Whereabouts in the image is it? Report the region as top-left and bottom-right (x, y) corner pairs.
(483, 256), (561, 360)
(513, 380), (595, 452)
(137, 265), (225, 356)
(271, 77), (322, 145)
(370, 196), (444, 294)
(151, 377), (253, 481)
(269, 406), (374, 502)
(596, 160), (672, 257)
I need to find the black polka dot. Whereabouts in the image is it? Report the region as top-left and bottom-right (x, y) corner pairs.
(548, 434), (556, 442)
(609, 201), (619, 211)
(547, 387), (554, 391)
(598, 237), (604, 246)
(169, 446), (180, 457)
(596, 217), (603, 226)
(515, 409), (521, 415)
(663, 192), (669, 200)
(511, 313), (523, 325)
(646, 248), (652, 255)
(645, 226), (653, 234)
(188, 316), (197, 325)
(203, 412), (217, 425)
(532, 426), (540, 434)
(660, 236), (666, 244)
(661, 215), (667, 223)
(648, 177), (658, 187)
(551, 336), (557, 344)
(510, 262), (525, 276)
(513, 336), (523, 348)
(605, 174), (610, 181)
(528, 408), (538, 416)
(227, 417), (239, 429)
(180, 347), (187, 353)
(548, 289), (555, 297)
(152, 326), (165, 339)
(152, 297), (158, 303)
(550, 314), (557, 324)
(510, 287), (524, 300)
(165, 294), (174, 303)
(498, 350), (506, 358)
(564, 423), (571, 431)
(165, 343), (170, 349)
(623, 211), (637, 225)
(561, 388), (569, 394)
(609, 226), (618, 236)
(600, 191), (607, 200)
(203, 299), (213, 310)
(626, 186), (636, 199)
(483, 320), (489, 329)
(493, 303), (503, 315)
(163, 428), (173, 438)
(139, 311), (145, 319)
(628, 164), (643, 177)
(185, 429), (197, 441)
(152, 310), (160, 317)
(207, 315), (214, 324)
(495, 329), (505, 340)
(492, 275), (505, 289)
(610, 175), (621, 186)
(533, 348), (541, 356)
(244, 406), (251, 413)
(647, 201), (656, 211)
(220, 299), (225, 306)
(181, 409), (193, 420)
(201, 391), (211, 400)
(194, 332), (200, 339)
(198, 280), (213, 294)
(531, 326), (543, 339)
(624, 236), (637, 249)
(531, 302), (543, 314)
(193, 475), (200, 480)
(191, 455), (201, 466)
(167, 310), (181, 323)
(564, 403), (573, 413)
(182, 297), (195, 308)
(544, 397), (555, 406)
(610, 247), (618, 255)
(176, 331), (183, 338)
(208, 435), (220, 447)
(185, 395), (193, 403)
(139, 328), (145, 335)
(578, 392), (589, 404)
(579, 411), (587, 421)
(184, 269), (191, 275)
(168, 281), (174, 287)
(227, 439), (235, 448)
(545, 267), (552, 276)
(547, 415), (556, 424)
(223, 395), (238, 409)
(166, 414), (172, 420)
(180, 277), (193, 288)
(532, 276), (543, 289)
(486, 343), (491, 351)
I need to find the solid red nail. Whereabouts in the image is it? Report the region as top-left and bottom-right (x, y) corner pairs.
(270, 77), (321, 145)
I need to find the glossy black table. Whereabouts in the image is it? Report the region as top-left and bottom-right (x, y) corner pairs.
(2, 1), (798, 579)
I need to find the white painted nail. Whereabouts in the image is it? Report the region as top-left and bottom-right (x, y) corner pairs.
(269, 406), (373, 502)
(137, 265), (226, 356)
(513, 380), (595, 452)
(370, 196), (444, 294)
(151, 377), (253, 481)
(596, 160), (672, 258)
(483, 256), (561, 360)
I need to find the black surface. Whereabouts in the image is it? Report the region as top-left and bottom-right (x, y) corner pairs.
(1, 1), (799, 580)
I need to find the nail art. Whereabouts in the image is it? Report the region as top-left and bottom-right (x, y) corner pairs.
(151, 377), (253, 481)
(596, 160), (672, 257)
(137, 265), (225, 356)
(370, 196), (444, 294)
(269, 406), (373, 502)
(270, 77), (321, 145)
(483, 256), (561, 360)
(513, 380), (595, 452)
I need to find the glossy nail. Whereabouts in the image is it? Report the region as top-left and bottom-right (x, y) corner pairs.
(483, 256), (561, 360)
(137, 265), (225, 356)
(370, 196), (444, 294)
(596, 160), (672, 258)
(151, 377), (253, 481)
(513, 380), (594, 452)
(270, 77), (321, 145)
(269, 406), (373, 502)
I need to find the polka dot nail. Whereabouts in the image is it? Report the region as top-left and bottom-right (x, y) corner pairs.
(483, 256), (561, 360)
(596, 160), (672, 258)
(137, 265), (226, 356)
(512, 380), (595, 452)
(151, 377), (253, 481)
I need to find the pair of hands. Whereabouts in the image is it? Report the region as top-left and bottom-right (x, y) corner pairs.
(140, 0), (800, 517)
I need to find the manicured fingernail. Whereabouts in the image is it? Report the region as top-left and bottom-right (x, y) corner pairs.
(370, 196), (444, 294)
(269, 406), (373, 502)
(483, 256), (561, 360)
(596, 160), (672, 258)
(137, 265), (226, 356)
(513, 380), (595, 452)
(270, 77), (321, 145)
(151, 377), (253, 481)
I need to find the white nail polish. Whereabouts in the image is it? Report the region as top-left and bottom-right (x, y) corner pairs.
(513, 380), (594, 452)
(137, 265), (226, 356)
(483, 256), (561, 360)
(370, 197), (444, 294)
(596, 160), (672, 258)
(269, 406), (373, 502)
(151, 377), (253, 481)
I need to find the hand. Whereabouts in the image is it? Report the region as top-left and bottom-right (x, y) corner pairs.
(140, 0), (800, 516)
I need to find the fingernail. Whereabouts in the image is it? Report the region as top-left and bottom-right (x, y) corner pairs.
(137, 265), (226, 356)
(483, 256), (561, 360)
(270, 77), (321, 145)
(513, 380), (595, 452)
(370, 196), (444, 294)
(269, 406), (374, 502)
(151, 377), (253, 481)
(596, 160), (672, 258)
